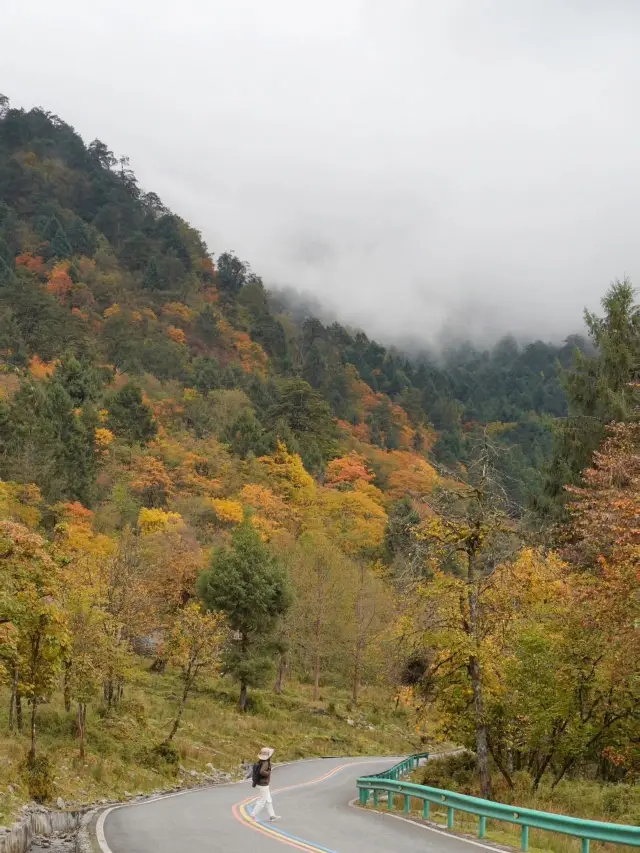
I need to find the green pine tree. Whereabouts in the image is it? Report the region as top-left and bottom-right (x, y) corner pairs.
(107, 383), (157, 444)
(541, 280), (640, 518)
(197, 522), (292, 711)
(143, 257), (162, 290)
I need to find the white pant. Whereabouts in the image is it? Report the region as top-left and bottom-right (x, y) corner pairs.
(252, 785), (275, 820)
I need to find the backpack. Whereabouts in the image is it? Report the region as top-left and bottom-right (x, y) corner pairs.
(251, 761), (262, 788)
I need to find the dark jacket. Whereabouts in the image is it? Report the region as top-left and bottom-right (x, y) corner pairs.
(257, 759), (271, 786)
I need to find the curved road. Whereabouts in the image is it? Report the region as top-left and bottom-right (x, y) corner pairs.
(98, 757), (499, 853)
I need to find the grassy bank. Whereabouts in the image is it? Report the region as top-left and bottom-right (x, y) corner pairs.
(0, 659), (421, 825)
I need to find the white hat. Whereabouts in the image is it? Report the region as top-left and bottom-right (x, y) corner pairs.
(258, 747), (274, 761)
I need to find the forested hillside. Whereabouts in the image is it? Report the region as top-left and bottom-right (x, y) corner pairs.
(0, 98), (637, 829)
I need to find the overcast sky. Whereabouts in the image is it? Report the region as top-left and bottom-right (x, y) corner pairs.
(2, 0), (639, 344)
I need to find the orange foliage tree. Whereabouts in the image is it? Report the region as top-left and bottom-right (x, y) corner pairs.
(564, 422), (640, 568)
(325, 452), (374, 488)
(130, 455), (174, 507)
(45, 261), (73, 302)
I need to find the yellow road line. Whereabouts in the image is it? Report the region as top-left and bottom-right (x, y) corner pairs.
(233, 760), (375, 852)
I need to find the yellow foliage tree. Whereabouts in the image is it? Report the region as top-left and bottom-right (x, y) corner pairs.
(0, 481), (42, 528)
(130, 455), (174, 507)
(0, 521), (69, 763)
(166, 325), (186, 345)
(163, 302), (195, 323)
(208, 498), (244, 525)
(137, 507), (183, 535)
(240, 484), (290, 541)
(318, 487), (387, 557)
(163, 603), (227, 743)
(95, 427), (114, 454)
(257, 441), (316, 506)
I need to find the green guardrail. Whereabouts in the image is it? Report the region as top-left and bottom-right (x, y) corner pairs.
(357, 754), (640, 852)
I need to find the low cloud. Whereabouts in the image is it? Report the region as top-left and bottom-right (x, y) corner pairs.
(3, 0), (639, 343)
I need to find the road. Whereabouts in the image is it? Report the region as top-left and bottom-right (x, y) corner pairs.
(98, 756), (500, 853)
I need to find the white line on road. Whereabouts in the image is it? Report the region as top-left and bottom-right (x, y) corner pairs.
(347, 799), (508, 853)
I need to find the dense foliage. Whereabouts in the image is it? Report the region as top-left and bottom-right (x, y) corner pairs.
(0, 97), (637, 813)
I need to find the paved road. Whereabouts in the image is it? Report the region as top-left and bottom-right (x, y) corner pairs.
(99, 757), (498, 853)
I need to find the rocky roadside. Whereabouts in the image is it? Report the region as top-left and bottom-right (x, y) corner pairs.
(26, 833), (76, 852)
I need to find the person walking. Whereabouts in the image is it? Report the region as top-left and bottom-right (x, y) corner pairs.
(251, 747), (281, 822)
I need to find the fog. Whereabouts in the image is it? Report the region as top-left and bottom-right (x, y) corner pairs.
(3, 0), (640, 343)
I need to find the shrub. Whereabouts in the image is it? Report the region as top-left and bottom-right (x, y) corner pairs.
(117, 698), (147, 726)
(422, 751), (477, 794)
(25, 755), (55, 803)
(139, 742), (180, 773)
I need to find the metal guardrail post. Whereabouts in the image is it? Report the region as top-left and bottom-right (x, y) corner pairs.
(582, 839), (590, 853)
(447, 806), (454, 830)
(478, 815), (486, 838)
(422, 800), (430, 820)
(521, 824), (529, 851)
(403, 794), (410, 814)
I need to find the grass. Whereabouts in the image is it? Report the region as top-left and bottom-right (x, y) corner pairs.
(376, 797), (639, 853)
(0, 659), (423, 826)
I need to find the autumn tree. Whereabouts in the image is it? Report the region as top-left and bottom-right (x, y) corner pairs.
(319, 485), (387, 559)
(198, 522), (292, 711)
(563, 421), (640, 569)
(138, 510), (203, 672)
(324, 452), (374, 488)
(66, 592), (108, 758)
(163, 603), (227, 743)
(410, 442), (520, 799)
(98, 529), (151, 707)
(0, 522), (69, 763)
(489, 545), (638, 791)
(349, 560), (391, 705)
(281, 532), (352, 699)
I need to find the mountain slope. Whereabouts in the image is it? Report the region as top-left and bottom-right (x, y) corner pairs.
(0, 100), (577, 513)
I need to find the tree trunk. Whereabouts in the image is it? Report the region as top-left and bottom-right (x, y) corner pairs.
(166, 683), (190, 743)
(239, 681), (248, 712)
(63, 660), (72, 713)
(352, 643), (362, 705)
(467, 558), (492, 800)
(531, 720), (568, 791)
(28, 698), (38, 765)
(313, 613), (322, 701)
(239, 631), (249, 711)
(9, 665), (18, 731)
(274, 654), (286, 695)
(313, 650), (321, 701)
(77, 703), (87, 759)
(488, 736), (514, 789)
(16, 689), (23, 733)
(469, 655), (492, 799)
